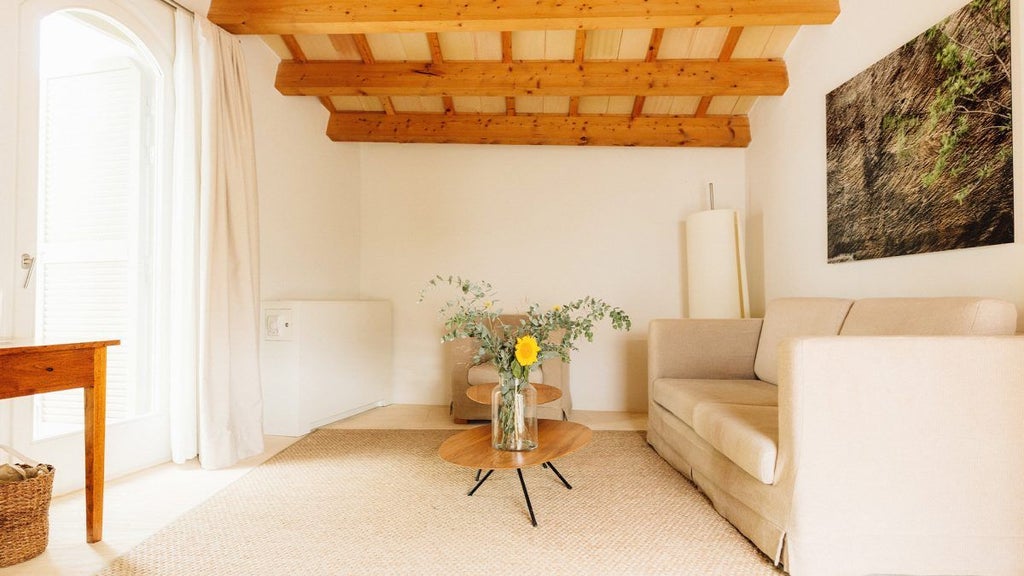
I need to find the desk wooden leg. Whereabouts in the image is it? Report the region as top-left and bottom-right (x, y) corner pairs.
(84, 347), (107, 543)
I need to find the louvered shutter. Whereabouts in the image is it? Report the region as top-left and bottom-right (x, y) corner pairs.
(34, 63), (146, 437)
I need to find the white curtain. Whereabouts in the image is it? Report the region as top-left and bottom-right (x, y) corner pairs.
(170, 9), (263, 469)
(169, 8), (200, 464)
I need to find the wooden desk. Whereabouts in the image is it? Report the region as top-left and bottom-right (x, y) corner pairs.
(0, 340), (119, 543)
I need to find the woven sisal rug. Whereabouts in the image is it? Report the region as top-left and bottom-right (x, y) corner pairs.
(97, 429), (782, 575)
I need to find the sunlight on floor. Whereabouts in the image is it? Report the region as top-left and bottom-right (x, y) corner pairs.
(0, 405), (645, 576)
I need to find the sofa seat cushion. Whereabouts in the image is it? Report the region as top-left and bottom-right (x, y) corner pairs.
(693, 403), (779, 484)
(651, 378), (777, 429)
(467, 363), (543, 385)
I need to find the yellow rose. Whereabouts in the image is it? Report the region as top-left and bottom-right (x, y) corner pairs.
(515, 335), (540, 366)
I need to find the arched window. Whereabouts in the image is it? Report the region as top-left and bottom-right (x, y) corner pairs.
(12, 0), (176, 491)
(34, 9), (161, 437)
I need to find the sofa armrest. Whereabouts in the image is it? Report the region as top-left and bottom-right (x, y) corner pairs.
(777, 336), (1024, 575)
(647, 318), (763, 384)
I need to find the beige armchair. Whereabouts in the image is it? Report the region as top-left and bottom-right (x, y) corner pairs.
(446, 314), (572, 423)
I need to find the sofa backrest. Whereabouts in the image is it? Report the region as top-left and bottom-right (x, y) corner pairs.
(753, 298), (854, 385)
(839, 297), (1018, 336)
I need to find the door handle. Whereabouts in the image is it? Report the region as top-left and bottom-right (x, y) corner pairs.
(21, 253), (35, 289)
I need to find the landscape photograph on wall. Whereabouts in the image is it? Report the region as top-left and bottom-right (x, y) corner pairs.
(826, 0), (1013, 263)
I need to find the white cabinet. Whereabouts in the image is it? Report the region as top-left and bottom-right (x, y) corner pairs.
(260, 300), (392, 436)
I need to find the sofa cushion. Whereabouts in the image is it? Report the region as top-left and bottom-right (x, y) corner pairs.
(651, 378), (777, 429)
(839, 297), (1018, 336)
(753, 298), (853, 385)
(467, 363), (543, 385)
(693, 403), (779, 484)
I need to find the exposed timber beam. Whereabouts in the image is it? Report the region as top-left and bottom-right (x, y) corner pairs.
(279, 34), (337, 114)
(631, 28), (665, 118)
(209, 0), (840, 35)
(276, 59), (788, 98)
(501, 31), (515, 116)
(568, 30), (587, 116)
(326, 112), (751, 147)
(696, 26), (745, 116)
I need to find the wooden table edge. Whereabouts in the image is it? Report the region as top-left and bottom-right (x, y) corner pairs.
(438, 420), (592, 469)
(0, 339), (119, 543)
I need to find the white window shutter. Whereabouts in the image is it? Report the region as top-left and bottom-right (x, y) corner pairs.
(35, 64), (145, 435)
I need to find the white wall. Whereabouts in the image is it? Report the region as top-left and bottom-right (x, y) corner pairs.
(241, 38), (363, 300)
(359, 143), (746, 411)
(746, 0), (1024, 328)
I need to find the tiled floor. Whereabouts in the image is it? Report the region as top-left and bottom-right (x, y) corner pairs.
(0, 405), (646, 576)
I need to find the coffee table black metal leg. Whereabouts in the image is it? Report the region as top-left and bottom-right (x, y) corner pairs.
(516, 468), (538, 527)
(468, 469), (494, 496)
(545, 461), (572, 489)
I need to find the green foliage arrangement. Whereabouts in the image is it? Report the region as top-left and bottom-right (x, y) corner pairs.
(418, 275), (631, 381)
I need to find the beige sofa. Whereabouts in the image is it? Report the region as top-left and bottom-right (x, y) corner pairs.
(648, 297), (1024, 576)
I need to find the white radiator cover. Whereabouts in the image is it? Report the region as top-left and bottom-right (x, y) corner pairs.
(260, 300), (392, 436)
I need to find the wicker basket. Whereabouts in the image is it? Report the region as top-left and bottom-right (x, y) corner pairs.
(0, 446), (55, 568)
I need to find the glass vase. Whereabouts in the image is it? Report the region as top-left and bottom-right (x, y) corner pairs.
(491, 372), (538, 451)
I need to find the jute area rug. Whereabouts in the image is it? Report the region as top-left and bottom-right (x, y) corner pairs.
(97, 429), (783, 575)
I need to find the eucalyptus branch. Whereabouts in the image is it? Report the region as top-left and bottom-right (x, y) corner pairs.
(420, 276), (632, 370)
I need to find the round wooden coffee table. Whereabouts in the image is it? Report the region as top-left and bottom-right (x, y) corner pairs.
(438, 420), (592, 526)
(465, 382), (562, 405)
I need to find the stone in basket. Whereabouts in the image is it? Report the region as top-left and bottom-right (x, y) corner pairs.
(0, 445), (55, 567)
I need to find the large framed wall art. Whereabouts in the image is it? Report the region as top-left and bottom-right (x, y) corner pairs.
(826, 0), (1013, 262)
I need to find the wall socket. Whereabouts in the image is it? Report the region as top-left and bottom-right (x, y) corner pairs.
(264, 309), (293, 341)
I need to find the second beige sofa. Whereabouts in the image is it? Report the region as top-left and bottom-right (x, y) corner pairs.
(648, 297), (1022, 575)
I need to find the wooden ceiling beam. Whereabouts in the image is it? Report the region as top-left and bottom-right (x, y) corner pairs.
(573, 29), (588, 63)
(326, 112), (751, 147)
(280, 35), (307, 61)
(276, 59), (788, 98)
(696, 26), (745, 116)
(280, 34), (335, 114)
(426, 33), (455, 114)
(632, 28), (665, 118)
(501, 32), (516, 116)
(209, 0), (840, 34)
(568, 30), (587, 117)
(351, 34), (376, 63)
(346, 34), (398, 115)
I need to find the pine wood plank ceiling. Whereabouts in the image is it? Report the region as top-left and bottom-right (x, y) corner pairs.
(208, 0), (840, 147)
